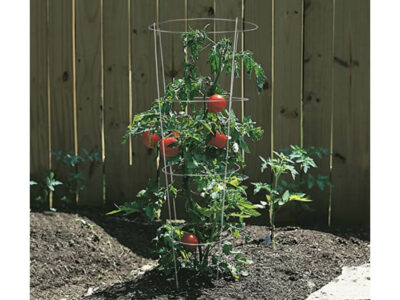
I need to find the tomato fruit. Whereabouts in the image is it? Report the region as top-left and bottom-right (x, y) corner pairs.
(209, 131), (227, 148)
(207, 94), (226, 113)
(142, 131), (161, 149)
(160, 137), (179, 157)
(181, 233), (199, 252)
(172, 131), (180, 138)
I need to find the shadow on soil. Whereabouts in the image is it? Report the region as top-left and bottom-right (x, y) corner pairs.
(83, 269), (217, 300)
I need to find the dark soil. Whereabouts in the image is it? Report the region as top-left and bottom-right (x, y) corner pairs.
(31, 211), (369, 300)
(30, 211), (158, 300)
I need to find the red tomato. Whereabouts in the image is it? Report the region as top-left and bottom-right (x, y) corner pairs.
(160, 137), (179, 157)
(172, 131), (180, 138)
(209, 131), (227, 148)
(142, 131), (161, 149)
(207, 94), (226, 113)
(181, 233), (199, 252)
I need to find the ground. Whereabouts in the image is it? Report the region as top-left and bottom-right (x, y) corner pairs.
(30, 211), (369, 300)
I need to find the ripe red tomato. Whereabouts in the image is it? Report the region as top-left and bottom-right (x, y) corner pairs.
(207, 94), (226, 113)
(209, 131), (227, 148)
(142, 131), (161, 149)
(160, 137), (179, 157)
(172, 131), (180, 138)
(181, 233), (199, 252)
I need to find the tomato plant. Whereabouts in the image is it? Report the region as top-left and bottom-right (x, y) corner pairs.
(252, 145), (332, 250)
(113, 26), (267, 278)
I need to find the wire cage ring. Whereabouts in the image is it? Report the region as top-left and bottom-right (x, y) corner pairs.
(148, 17), (258, 34)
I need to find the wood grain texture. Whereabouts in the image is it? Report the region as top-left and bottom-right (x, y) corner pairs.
(48, 0), (75, 207)
(214, 0), (242, 97)
(131, 0), (158, 197)
(273, 0), (303, 151)
(159, 0), (185, 85)
(159, 0), (186, 219)
(76, 0), (104, 206)
(331, 0), (370, 224)
(31, 0), (50, 202)
(187, 0), (215, 77)
(302, 0), (334, 224)
(244, 0), (273, 224)
(103, 0), (134, 207)
(273, 0), (304, 223)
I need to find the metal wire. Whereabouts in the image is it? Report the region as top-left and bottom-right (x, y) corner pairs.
(154, 96), (249, 103)
(161, 163), (241, 177)
(217, 17), (239, 279)
(148, 17), (258, 34)
(158, 26), (178, 221)
(153, 24), (179, 290)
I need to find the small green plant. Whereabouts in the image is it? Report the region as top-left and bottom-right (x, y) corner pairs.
(30, 149), (102, 209)
(30, 171), (62, 210)
(252, 145), (331, 250)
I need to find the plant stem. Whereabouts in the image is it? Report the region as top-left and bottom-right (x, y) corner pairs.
(269, 203), (276, 250)
(270, 173), (280, 250)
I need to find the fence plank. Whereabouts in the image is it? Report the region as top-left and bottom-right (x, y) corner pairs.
(159, 0), (185, 84)
(331, 0), (370, 224)
(76, 0), (104, 206)
(103, 0), (134, 207)
(130, 0), (158, 197)
(158, 0), (186, 218)
(48, 0), (75, 208)
(187, 0), (215, 77)
(214, 0), (242, 97)
(302, 0), (334, 224)
(273, 0), (303, 150)
(273, 0), (304, 223)
(244, 0), (273, 224)
(31, 0), (50, 203)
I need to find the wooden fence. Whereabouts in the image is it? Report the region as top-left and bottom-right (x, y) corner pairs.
(30, 0), (370, 225)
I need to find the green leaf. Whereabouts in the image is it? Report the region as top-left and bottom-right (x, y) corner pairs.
(223, 241), (233, 255)
(106, 209), (121, 215)
(282, 190), (290, 202)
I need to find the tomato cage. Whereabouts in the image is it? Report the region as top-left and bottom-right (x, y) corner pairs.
(149, 17), (259, 289)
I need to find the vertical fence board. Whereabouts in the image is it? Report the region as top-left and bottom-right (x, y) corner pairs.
(244, 0), (273, 223)
(49, 0), (75, 207)
(331, 0), (370, 224)
(214, 0), (242, 98)
(159, 0), (186, 218)
(273, 0), (303, 150)
(187, 0), (215, 76)
(103, 0), (133, 207)
(76, 0), (104, 206)
(31, 0), (50, 202)
(159, 0), (185, 84)
(273, 0), (304, 223)
(302, 0), (334, 224)
(130, 0), (158, 197)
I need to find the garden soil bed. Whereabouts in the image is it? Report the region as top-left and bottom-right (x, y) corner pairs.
(31, 211), (369, 300)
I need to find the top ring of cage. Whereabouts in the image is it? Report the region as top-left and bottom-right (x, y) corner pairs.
(148, 18), (258, 34)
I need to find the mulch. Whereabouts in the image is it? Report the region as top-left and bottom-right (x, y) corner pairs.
(31, 211), (369, 300)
